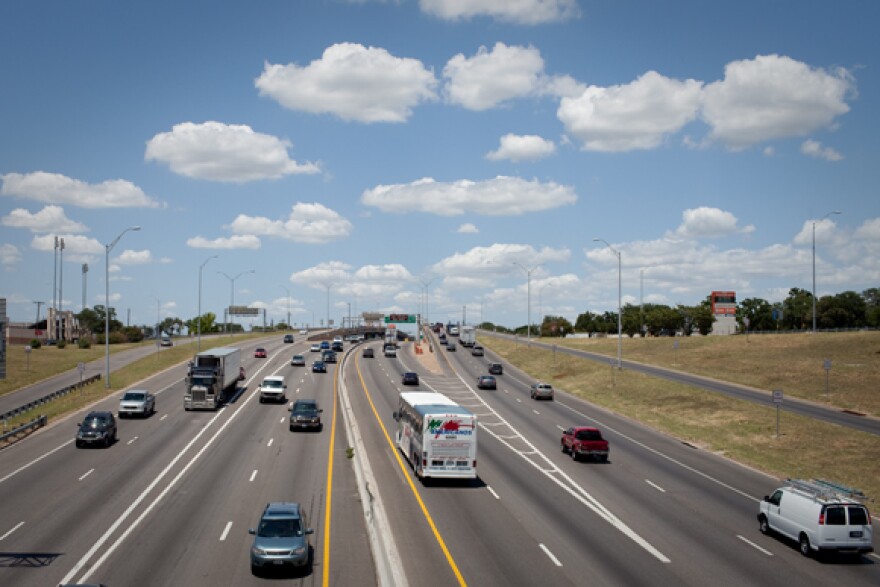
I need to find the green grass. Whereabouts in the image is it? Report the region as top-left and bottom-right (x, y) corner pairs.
(483, 333), (880, 502)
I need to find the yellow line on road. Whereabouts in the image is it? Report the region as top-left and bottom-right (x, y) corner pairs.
(354, 355), (467, 587)
(323, 361), (339, 586)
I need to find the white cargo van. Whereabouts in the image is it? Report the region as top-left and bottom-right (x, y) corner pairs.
(758, 478), (873, 557)
(259, 375), (287, 404)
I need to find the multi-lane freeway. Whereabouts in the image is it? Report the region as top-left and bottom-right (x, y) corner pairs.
(0, 330), (877, 586)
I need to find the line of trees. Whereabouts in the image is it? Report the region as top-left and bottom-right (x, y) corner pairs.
(484, 287), (879, 338)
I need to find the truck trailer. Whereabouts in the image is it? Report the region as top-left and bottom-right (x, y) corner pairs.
(459, 325), (476, 347)
(185, 347), (243, 410)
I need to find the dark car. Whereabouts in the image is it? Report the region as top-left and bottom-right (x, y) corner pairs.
(320, 341), (330, 350)
(477, 375), (497, 390)
(322, 350), (337, 363)
(363, 347), (374, 358)
(289, 399), (323, 432)
(331, 341), (344, 352)
(312, 360), (326, 373)
(488, 363), (503, 375)
(249, 502), (313, 575)
(255, 347), (268, 358)
(446, 342), (456, 352)
(402, 372), (420, 385)
(283, 334), (294, 343)
(75, 411), (117, 448)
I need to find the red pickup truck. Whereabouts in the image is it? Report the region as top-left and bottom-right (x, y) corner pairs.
(561, 426), (609, 462)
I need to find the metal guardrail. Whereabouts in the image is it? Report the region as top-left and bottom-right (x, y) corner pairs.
(0, 373), (102, 422)
(0, 415), (47, 444)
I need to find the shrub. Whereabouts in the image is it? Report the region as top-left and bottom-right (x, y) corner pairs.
(29, 339), (41, 349)
(57, 340), (67, 349)
(78, 337), (92, 349)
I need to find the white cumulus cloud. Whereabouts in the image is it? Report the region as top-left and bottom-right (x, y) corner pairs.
(702, 54), (854, 149)
(444, 43), (547, 110)
(1, 171), (160, 208)
(186, 235), (262, 250)
(420, 0), (580, 24)
(228, 202), (352, 244)
(361, 176), (576, 216)
(31, 233), (104, 256)
(457, 223), (479, 234)
(672, 207), (755, 239)
(255, 43), (438, 123)
(115, 249), (153, 265)
(432, 243), (570, 281)
(801, 139), (843, 161)
(145, 121), (319, 182)
(0, 244), (22, 268)
(2, 205), (88, 233)
(558, 71), (703, 152)
(486, 133), (556, 161)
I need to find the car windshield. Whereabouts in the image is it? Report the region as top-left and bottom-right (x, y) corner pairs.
(258, 518), (302, 538)
(122, 392), (145, 401)
(82, 416), (107, 427)
(575, 430), (602, 441)
(263, 380), (282, 389)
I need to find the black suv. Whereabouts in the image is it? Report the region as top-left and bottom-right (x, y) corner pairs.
(289, 399), (323, 431)
(75, 411), (117, 448)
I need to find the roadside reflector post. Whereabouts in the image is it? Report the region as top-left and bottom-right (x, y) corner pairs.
(772, 390), (784, 438)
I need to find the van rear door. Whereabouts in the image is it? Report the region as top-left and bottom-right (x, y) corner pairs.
(821, 505), (873, 551)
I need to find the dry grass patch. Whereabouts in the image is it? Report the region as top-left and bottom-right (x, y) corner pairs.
(483, 336), (880, 501)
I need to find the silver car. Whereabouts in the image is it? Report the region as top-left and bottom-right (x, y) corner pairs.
(118, 389), (156, 417)
(250, 502), (313, 575)
(530, 382), (554, 400)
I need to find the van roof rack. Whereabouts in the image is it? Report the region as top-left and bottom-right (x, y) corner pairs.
(784, 478), (867, 503)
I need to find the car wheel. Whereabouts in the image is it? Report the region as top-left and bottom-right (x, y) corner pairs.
(758, 515), (770, 535)
(290, 426), (295, 432)
(75, 440), (83, 448)
(561, 443), (567, 454)
(599, 455), (608, 463)
(799, 533), (811, 557)
(251, 564), (261, 577)
(570, 447), (579, 461)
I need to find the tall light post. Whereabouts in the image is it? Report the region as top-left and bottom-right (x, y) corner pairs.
(513, 262), (542, 346)
(812, 210), (841, 333)
(281, 286), (291, 329)
(81, 263), (89, 311)
(594, 238), (622, 369)
(58, 237), (65, 340)
(417, 277), (437, 328)
(320, 282), (332, 329)
(219, 269), (254, 333)
(197, 255), (217, 351)
(105, 225), (141, 388)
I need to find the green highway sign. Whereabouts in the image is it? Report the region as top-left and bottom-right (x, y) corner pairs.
(384, 314), (416, 324)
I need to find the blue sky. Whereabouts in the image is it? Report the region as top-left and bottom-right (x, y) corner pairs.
(2, 0), (878, 330)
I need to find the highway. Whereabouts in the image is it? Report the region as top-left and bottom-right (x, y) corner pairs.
(0, 330), (876, 586)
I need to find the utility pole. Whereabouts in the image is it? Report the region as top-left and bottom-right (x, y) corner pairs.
(82, 263), (89, 310)
(58, 237), (65, 340)
(33, 301), (44, 326)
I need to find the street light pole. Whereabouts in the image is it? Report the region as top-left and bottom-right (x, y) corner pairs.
(513, 262), (542, 346)
(281, 286), (291, 329)
(219, 270), (255, 333)
(105, 226), (141, 388)
(197, 255), (217, 352)
(812, 210), (841, 333)
(539, 281), (554, 336)
(594, 238), (622, 369)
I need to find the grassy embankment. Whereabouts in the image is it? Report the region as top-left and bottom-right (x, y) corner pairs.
(481, 331), (880, 501)
(0, 333), (270, 435)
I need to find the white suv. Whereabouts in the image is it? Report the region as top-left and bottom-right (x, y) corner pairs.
(758, 479), (873, 557)
(258, 375), (287, 404)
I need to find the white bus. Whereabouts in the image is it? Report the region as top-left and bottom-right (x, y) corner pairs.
(393, 392), (477, 480)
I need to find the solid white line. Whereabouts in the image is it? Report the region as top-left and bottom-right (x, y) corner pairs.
(79, 468), (94, 481)
(0, 441), (68, 486)
(737, 534), (773, 556)
(219, 521), (233, 542)
(127, 436), (139, 445)
(486, 486), (501, 500)
(645, 479), (666, 493)
(0, 521), (25, 541)
(539, 543), (562, 566)
(267, 438), (274, 447)
(250, 469), (258, 482)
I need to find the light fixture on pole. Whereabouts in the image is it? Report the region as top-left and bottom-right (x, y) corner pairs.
(594, 238), (622, 369)
(197, 255), (217, 352)
(105, 226), (141, 388)
(219, 269), (255, 333)
(812, 210), (841, 333)
(417, 277), (437, 328)
(513, 262), (542, 346)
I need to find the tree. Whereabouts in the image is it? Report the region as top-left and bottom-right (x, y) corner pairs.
(864, 288), (880, 328)
(540, 315), (573, 337)
(186, 312), (217, 335)
(782, 288), (813, 330)
(738, 298), (774, 331)
(818, 291), (866, 328)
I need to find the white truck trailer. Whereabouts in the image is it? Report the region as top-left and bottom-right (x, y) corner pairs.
(185, 347), (243, 410)
(459, 325), (476, 347)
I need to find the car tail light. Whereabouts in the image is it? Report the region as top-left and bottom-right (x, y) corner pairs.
(818, 511), (825, 525)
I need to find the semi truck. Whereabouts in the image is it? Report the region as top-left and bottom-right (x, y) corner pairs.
(185, 347), (243, 410)
(459, 325), (476, 347)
